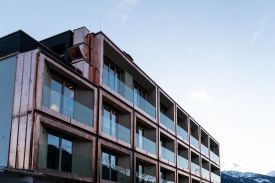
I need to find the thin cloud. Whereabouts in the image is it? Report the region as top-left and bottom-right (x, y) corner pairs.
(190, 90), (211, 100)
(251, 14), (272, 43)
(110, 0), (139, 22)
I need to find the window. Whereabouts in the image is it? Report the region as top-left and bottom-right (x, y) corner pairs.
(46, 133), (72, 172)
(101, 149), (118, 181)
(103, 60), (121, 91)
(47, 75), (75, 118)
(102, 105), (118, 137)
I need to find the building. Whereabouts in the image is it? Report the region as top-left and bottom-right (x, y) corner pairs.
(0, 27), (221, 183)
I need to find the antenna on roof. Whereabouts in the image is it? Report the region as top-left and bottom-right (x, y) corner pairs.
(100, 16), (102, 31)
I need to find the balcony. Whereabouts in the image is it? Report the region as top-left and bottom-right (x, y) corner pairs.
(178, 174), (189, 183)
(191, 162), (200, 176)
(201, 144), (209, 157)
(201, 168), (210, 180)
(101, 148), (131, 183)
(177, 155), (188, 170)
(136, 160), (157, 183)
(210, 138), (220, 165)
(38, 128), (92, 178)
(103, 46), (156, 119)
(161, 146), (175, 163)
(202, 158), (210, 180)
(42, 83), (94, 126)
(136, 133), (156, 155)
(160, 168), (175, 183)
(102, 113), (130, 144)
(191, 152), (200, 176)
(134, 91), (156, 118)
(210, 151), (220, 165)
(211, 172), (220, 183)
(177, 108), (189, 142)
(160, 112), (175, 132)
(190, 135), (199, 150)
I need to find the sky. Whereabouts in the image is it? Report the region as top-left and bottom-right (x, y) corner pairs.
(1, 0), (275, 175)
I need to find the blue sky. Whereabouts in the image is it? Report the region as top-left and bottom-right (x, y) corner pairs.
(1, 0), (275, 174)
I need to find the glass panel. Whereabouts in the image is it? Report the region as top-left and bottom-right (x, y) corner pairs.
(47, 134), (60, 170)
(201, 168), (210, 180)
(191, 162), (200, 176)
(111, 155), (118, 181)
(103, 63), (109, 85)
(136, 133), (156, 155)
(160, 112), (175, 132)
(109, 66), (115, 90)
(211, 172), (220, 183)
(102, 152), (110, 180)
(160, 146), (175, 163)
(134, 93), (156, 118)
(63, 83), (74, 118)
(177, 125), (188, 141)
(136, 165), (157, 183)
(111, 112), (117, 137)
(61, 138), (72, 172)
(177, 155), (188, 169)
(49, 79), (62, 112)
(72, 153), (92, 177)
(210, 151), (220, 164)
(43, 85), (93, 126)
(201, 144), (209, 157)
(190, 136), (199, 150)
(117, 122), (130, 143)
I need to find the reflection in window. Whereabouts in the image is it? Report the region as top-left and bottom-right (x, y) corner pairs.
(46, 133), (72, 173)
(102, 150), (118, 181)
(102, 105), (118, 137)
(103, 60), (121, 91)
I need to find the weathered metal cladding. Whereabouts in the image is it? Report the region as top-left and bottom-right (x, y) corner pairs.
(8, 50), (38, 170)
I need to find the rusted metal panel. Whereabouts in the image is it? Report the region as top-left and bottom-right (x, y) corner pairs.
(12, 53), (24, 116)
(35, 54), (45, 109)
(8, 117), (19, 168)
(16, 115), (27, 169)
(27, 51), (38, 111)
(24, 113), (33, 169)
(31, 114), (41, 171)
(20, 52), (32, 113)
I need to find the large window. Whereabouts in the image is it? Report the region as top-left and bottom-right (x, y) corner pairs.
(103, 60), (121, 91)
(42, 69), (94, 126)
(102, 105), (118, 138)
(47, 133), (72, 172)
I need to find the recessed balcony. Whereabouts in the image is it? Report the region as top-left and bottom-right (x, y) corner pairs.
(159, 92), (175, 133)
(190, 151), (200, 177)
(176, 108), (188, 143)
(101, 103), (131, 144)
(136, 159), (157, 183)
(177, 143), (189, 170)
(178, 174), (189, 183)
(211, 164), (221, 183)
(201, 129), (209, 158)
(100, 147), (131, 183)
(210, 138), (220, 165)
(190, 119), (200, 151)
(38, 127), (92, 178)
(160, 133), (175, 164)
(160, 167), (175, 183)
(136, 119), (157, 156)
(201, 158), (210, 181)
(42, 69), (94, 126)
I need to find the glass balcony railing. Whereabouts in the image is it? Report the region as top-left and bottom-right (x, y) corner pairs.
(211, 172), (221, 183)
(201, 144), (209, 157)
(190, 136), (199, 150)
(134, 93), (156, 118)
(210, 151), (220, 165)
(103, 72), (156, 119)
(201, 168), (210, 180)
(177, 155), (188, 170)
(160, 146), (175, 163)
(160, 179), (175, 183)
(136, 171), (157, 183)
(136, 134), (156, 155)
(191, 162), (200, 176)
(160, 112), (175, 132)
(101, 161), (131, 183)
(176, 125), (188, 141)
(102, 116), (131, 144)
(42, 85), (94, 126)
(38, 144), (92, 177)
